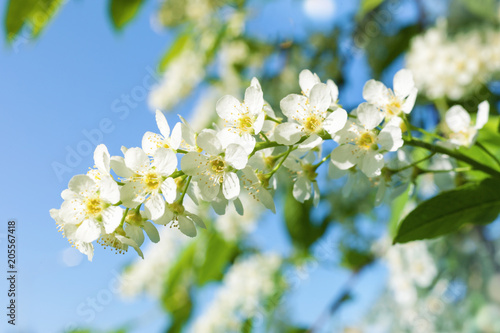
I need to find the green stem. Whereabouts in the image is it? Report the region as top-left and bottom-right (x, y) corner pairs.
(410, 125), (446, 141)
(267, 146), (294, 178)
(179, 176), (192, 204)
(417, 166), (471, 174)
(313, 153), (331, 169)
(403, 115), (412, 140)
(261, 132), (272, 144)
(476, 141), (500, 168)
(404, 138), (500, 179)
(265, 115), (282, 124)
(120, 208), (130, 226)
(387, 152), (436, 173)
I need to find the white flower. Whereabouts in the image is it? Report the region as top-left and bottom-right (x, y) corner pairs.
(191, 253), (282, 333)
(117, 147), (178, 220)
(299, 69), (340, 109)
(123, 209), (160, 246)
(181, 129), (248, 201)
(283, 151), (321, 205)
(216, 77), (265, 136)
(445, 101), (489, 147)
(142, 110), (182, 155)
(58, 174), (123, 243)
(239, 166), (276, 213)
(51, 208), (94, 261)
(155, 202), (206, 237)
(363, 69), (418, 120)
(275, 82), (347, 145)
(330, 103), (403, 177)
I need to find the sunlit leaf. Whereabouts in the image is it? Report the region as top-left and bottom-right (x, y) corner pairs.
(109, 0), (144, 30)
(394, 178), (500, 243)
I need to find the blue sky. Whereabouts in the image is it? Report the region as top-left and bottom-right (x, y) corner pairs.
(0, 0), (394, 332)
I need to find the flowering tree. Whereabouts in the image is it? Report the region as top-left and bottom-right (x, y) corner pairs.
(7, 0), (500, 331)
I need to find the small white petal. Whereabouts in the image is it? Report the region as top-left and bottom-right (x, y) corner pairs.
(141, 131), (163, 155)
(309, 83), (331, 112)
(393, 69), (415, 98)
(446, 105), (471, 133)
(75, 219), (101, 243)
(330, 144), (360, 170)
(170, 122), (183, 149)
(181, 152), (207, 176)
(222, 172), (240, 200)
(102, 206), (123, 234)
(143, 221), (160, 243)
(401, 87), (418, 114)
(145, 193), (165, 220)
(216, 95), (243, 121)
(178, 215), (197, 237)
(359, 151), (384, 177)
(274, 122), (303, 145)
(378, 125), (404, 152)
(323, 108), (348, 135)
(99, 176), (120, 204)
(153, 148), (177, 176)
(357, 103), (384, 130)
(197, 129), (223, 155)
(93, 144), (110, 175)
(363, 79), (390, 106)
(225, 144), (248, 170)
(161, 177), (177, 204)
(124, 148), (150, 173)
(244, 84), (264, 115)
(299, 70), (320, 96)
(68, 175), (96, 196)
(476, 101), (490, 129)
(293, 176), (312, 203)
(280, 94), (309, 121)
(155, 110), (171, 138)
(110, 156), (133, 178)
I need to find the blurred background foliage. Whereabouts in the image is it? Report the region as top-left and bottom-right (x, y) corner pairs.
(5, 0), (500, 332)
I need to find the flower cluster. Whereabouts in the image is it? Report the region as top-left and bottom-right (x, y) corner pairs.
(53, 66), (493, 261)
(51, 69), (421, 260)
(191, 253), (282, 333)
(406, 20), (500, 100)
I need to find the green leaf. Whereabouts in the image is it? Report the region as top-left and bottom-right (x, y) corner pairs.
(394, 178), (500, 243)
(195, 232), (238, 286)
(459, 0), (499, 22)
(158, 30), (192, 72)
(364, 24), (420, 79)
(109, 0), (144, 30)
(283, 189), (328, 250)
(357, 0), (385, 20)
(388, 186), (411, 237)
(340, 248), (374, 271)
(4, 0), (64, 41)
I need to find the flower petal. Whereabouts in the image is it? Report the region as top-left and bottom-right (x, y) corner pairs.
(274, 122), (303, 145)
(299, 69), (320, 96)
(222, 172), (240, 200)
(476, 101), (490, 129)
(446, 105), (471, 133)
(68, 175), (97, 197)
(359, 151), (384, 177)
(153, 148), (177, 176)
(309, 83), (331, 112)
(178, 215), (197, 237)
(293, 176), (312, 203)
(357, 102), (384, 130)
(99, 176), (121, 204)
(197, 129), (222, 155)
(110, 156), (133, 178)
(378, 125), (403, 152)
(170, 122), (183, 149)
(280, 94), (309, 121)
(181, 152), (207, 176)
(94, 144), (110, 174)
(244, 82), (264, 115)
(401, 87), (418, 114)
(155, 110), (171, 138)
(161, 177), (177, 204)
(330, 144), (360, 170)
(143, 221), (160, 243)
(102, 206), (123, 234)
(216, 95), (244, 121)
(142, 131), (163, 155)
(363, 79), (390, 106)
(323, 108), (348, 136)
(145, 193), (165, 221)
(125, 148), (150, 173)
(125, 224), (145, 246)
(225, 144), (248, 170)
(393, 69), (415, 98)
(75, 219), (101, 243)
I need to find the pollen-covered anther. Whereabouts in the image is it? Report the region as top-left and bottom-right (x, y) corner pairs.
(304, 115), (322, 133)
(357, 131), (376, 150)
